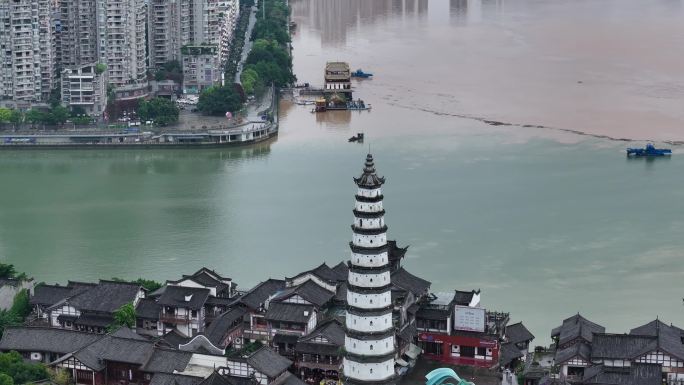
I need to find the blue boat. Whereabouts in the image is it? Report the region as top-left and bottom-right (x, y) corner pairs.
(351, 69), (373, 78)
(626, 143), (672, 157)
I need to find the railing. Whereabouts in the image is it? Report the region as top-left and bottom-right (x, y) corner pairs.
(160, 315), (190, 324)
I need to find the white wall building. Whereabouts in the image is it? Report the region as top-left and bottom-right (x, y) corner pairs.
(343, 154), (397, 385)
(61, 64), (108, 117)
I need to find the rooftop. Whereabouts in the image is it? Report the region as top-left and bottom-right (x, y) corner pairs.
(239, 279), (286, 310)
(551, 313), (605, 346)
(246, 347), (292, 378)
(157, 286), (211, 310)
(265, 302), (314, 324)
(0, 327), (101, 354)
(505, 322), (534, 344)
(272, 280), (335, 308)
(391, 267), (431, 297)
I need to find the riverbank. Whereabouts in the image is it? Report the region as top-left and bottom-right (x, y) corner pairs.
(0, 87), (278, 149)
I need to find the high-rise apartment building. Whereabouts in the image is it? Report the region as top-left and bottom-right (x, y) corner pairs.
(0, 0), (57, 104)
(148, 0), (238, 93)
(58, 0), (148, 109)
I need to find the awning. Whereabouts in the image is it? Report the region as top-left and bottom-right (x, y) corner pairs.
(395, 358), (409, 367)
(57, 314), (78, 322)
(405, 343), (422, 360)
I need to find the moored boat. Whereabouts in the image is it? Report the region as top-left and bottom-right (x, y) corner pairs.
(351, 69), (373, 78)
(626, 143), (672, 157)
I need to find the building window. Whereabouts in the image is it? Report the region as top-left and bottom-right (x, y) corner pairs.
(191, 310), (198, 318)
(370, 345), (373, 350)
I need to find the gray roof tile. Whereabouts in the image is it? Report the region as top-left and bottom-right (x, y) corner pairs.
(391, 267), (430, 297)
(246, 347), (292, 378)
(265, 302), (314, 324)
(157, 286), (210, 310)
(0, 327), (101, 354)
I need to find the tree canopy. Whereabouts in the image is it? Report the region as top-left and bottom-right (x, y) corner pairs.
(137, 98), (179, 126)
(109, 303), (136, 331)
(0, 352), (48, 385)
(198, 85), (244, 116)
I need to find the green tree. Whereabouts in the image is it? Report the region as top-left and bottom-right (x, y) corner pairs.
(95, 63), (107, 75)
(241, 68), (260, 95)
(0, 108), (12, 124)
(50, 369), (70, 385)
(109, 303), (136, 331)
(198, 85), (244, 116)
(9, 290), (30, 320)
(8, 110), (23, 126)
(0, 352), (48, 384)
(137, 98), (179, 126)
(0, 373), (13, 385)
(48, 106), (69, 125)
(24, 109), (45, 126)
(0, 264), (16, 279)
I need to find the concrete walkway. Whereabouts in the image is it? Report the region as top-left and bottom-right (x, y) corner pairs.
(235, 1), (259, 84)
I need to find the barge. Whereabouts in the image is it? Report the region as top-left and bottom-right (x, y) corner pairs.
(626, 143), (671, 157)
(0, 120), (277, 149)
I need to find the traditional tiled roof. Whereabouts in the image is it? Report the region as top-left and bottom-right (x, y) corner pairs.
(452, 290), (478, 306)
(506, 322), (534, 344)
(270, 372), (307, 385)
(0, 327), (100, 354)
(170, 268), (232, 296)
(272, 280), (335, 308)
(582, 363), (661, 385)
(591, 333), (657, 360)
(29, 285), (73, 307)
(387, 241), (408, 264)
(205, 307), (246, 345)
(499, 342), (524, 366)
(149, 373), (203, 385)
(299, 319), (345, 346)
(111, 326), (147, 341)
(239, 279), (286, 310)
(246, 347), (292, 378)
(330, 262), (348, 281)
(157, 286), (210, 310)
(353, 153), (385, 189)
(555, 342), (592, 364)
(197, 372), (235, 385)
(265, 302), (314, 324)
(136, 297), (161, 319)
(552, 314), (605, 346)
(288, 263), (341, 285)
(51, 280), (142, 314)
(391, 267), (431, 297)
(75, 314), (113, 327)
(158, 329), (192, 349)
(629, 319), (684, 361)
(142, 349), (193, 373)
(69, 335), (155, 370)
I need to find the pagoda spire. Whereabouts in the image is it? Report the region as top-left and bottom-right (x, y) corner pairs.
(343, 153), (396, 385)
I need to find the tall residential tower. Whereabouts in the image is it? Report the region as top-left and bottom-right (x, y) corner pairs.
(344, 154), (396, 385)
(0, 0), (57, 104)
